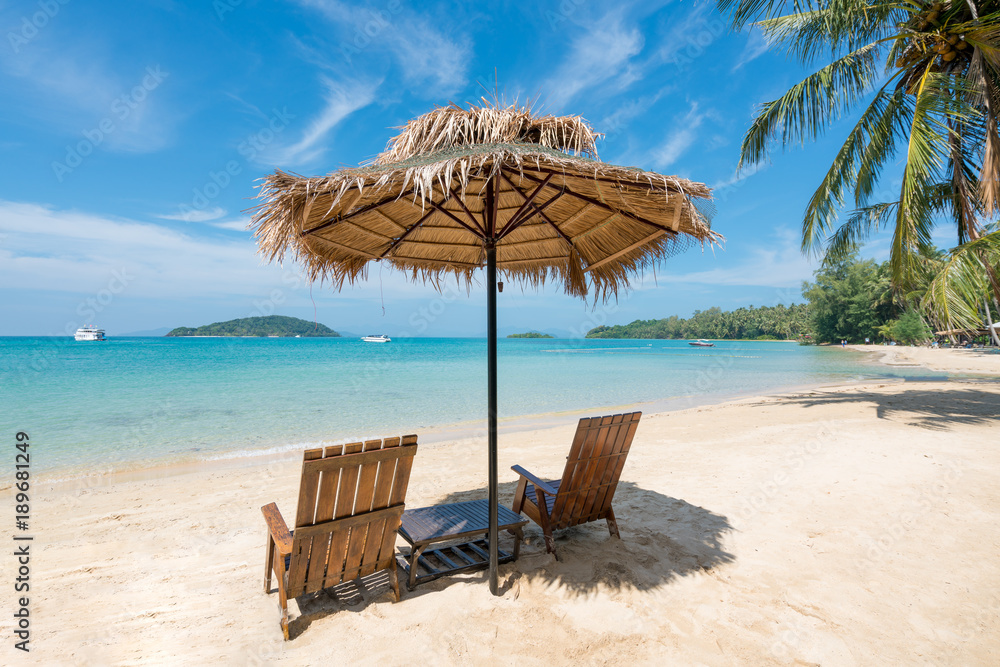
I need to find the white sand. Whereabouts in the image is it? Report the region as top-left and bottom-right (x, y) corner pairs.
(849, 343), (1000, 375)
(5, 379), (1000, 665)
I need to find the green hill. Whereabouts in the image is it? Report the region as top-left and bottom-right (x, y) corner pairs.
(507, 332), (554, 339)
(166, 316), (341, 337)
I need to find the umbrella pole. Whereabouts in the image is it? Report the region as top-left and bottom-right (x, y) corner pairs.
(486, 242), (499, 595)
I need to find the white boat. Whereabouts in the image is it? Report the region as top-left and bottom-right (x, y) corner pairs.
(361, 334), (391, 343)
(75, 325), (106, 341)
(688, 339), (715, 347)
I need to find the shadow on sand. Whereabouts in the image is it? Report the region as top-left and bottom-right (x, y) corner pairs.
(430, 480), (735, 596)
(783, 383), (1000, 431)
(281, 479), (734, 637)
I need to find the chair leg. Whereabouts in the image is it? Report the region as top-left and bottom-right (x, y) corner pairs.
(512, 477), (527, 514)
(534, 488), (557, 557)
(605, 506), (620, 539)
(543, 532), (557, 555)
(408, 545), (426, 591)
(510, 527), (524, 560)
(277, 576), (290, 641)
(264, 535), (275, 593)
(389, 558), (401, 602)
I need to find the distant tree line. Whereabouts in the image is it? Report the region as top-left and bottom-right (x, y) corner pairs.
(588, 250), (999, 345)
(586, 303), (810, 340)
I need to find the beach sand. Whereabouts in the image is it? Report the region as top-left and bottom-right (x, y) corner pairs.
(7, 375), (1000, 665)
(849, 343), (1000, 375)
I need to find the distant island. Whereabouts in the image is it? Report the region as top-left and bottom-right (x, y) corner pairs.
(166, 316), (341, 337)
(507, 332), (554, 339)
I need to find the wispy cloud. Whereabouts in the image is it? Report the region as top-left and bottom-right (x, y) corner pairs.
(712, 163), (763, 191)
(267, 76), (379, 166)
(650, 103), (705, 169)
(157, 207), (227, 223)
(1, 44), (174, 153)
(645, 4), (722, 70)
(209, 219), (252, 232)
(732, 29), (772, 72)
(658, 227), (816, 288)
(0, 201), (274, 298)
(295, 0), (469, 93)
(541, 17), (644, 110)
(391, 17), (470, 91)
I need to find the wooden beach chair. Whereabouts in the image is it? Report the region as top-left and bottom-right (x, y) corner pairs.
(261, 435), (417, 639)
(511, 412), (641, 556)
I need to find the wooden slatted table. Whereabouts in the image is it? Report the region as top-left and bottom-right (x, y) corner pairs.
(396, 499), (528, 589)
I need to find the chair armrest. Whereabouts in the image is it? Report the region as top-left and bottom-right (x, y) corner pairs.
(261, 502), (293, 555)
(511, 465), (558, 496)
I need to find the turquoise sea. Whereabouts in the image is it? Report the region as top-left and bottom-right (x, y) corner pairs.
(1, 337), (947, 477)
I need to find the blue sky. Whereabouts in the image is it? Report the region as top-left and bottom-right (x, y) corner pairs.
(0, 0), (942, 336)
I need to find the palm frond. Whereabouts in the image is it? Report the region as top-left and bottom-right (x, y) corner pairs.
(739, 42), (883, 170)
(923, 231), (1000, 330)
(825, 201), (899, 263)
(801, 83), (907, 252)
(715, 0), (791, 30)
(758, 0), (904, 64)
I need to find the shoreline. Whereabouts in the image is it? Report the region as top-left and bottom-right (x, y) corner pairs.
(28, 371), (921, 490)
(17, 340), (986, 488)
(24, 377), (1000, 663)
(30, 372), (962, 494)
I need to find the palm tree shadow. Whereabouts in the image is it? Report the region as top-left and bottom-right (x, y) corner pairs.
(429, 480), (735, 596)
(781, 384), (1000, 431)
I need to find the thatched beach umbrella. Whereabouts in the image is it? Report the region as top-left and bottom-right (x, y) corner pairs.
(252, 101), (720, 594)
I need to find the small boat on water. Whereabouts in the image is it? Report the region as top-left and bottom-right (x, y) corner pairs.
(361, 334), (391, 343)
(75, 325), (106, 341)
(688, 339), (715, 347)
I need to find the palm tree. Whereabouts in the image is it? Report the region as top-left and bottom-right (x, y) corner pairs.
(716, 1), (1000, 293)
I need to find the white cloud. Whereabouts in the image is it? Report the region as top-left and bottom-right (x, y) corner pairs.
(1, 45), (174, 153)
(712, 163), (764, 191)
(646, 4), (721, 69)
(267, 76), (379, 166)
(210, 219), (252, 232)
(0, 200), (465, 303)
(391, 18), (469, 91)
(651, 103), (705, 169)
(732, 29), (772, 72)
(295, 0), (469, 93)
(542, 18), (644, 110)
(157, 207), (227, 223)
(0, 201), (278, 299)
(658, 227), (817, 289)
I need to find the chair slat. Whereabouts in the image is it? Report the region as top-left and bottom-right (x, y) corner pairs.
(594, 414), (640, 511)
(263, 435), (418, 638)
(511, 413), (641, 553)
(577, 414), (626, 520)
(388, 435), (417, 506)
(293, 448), (324, 527)
(343, 440), (383, 579)
(553, 416), (603, 524)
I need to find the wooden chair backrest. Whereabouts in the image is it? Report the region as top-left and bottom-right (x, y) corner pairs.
(286, 435), (417, 597)
(550, 412), (641, 530)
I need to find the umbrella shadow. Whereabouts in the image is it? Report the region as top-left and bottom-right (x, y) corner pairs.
(781, 384), (1000, 432)
(423, 480), (735, 596)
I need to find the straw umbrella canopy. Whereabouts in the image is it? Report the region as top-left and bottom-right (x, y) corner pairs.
(252, 101), (721, 594)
